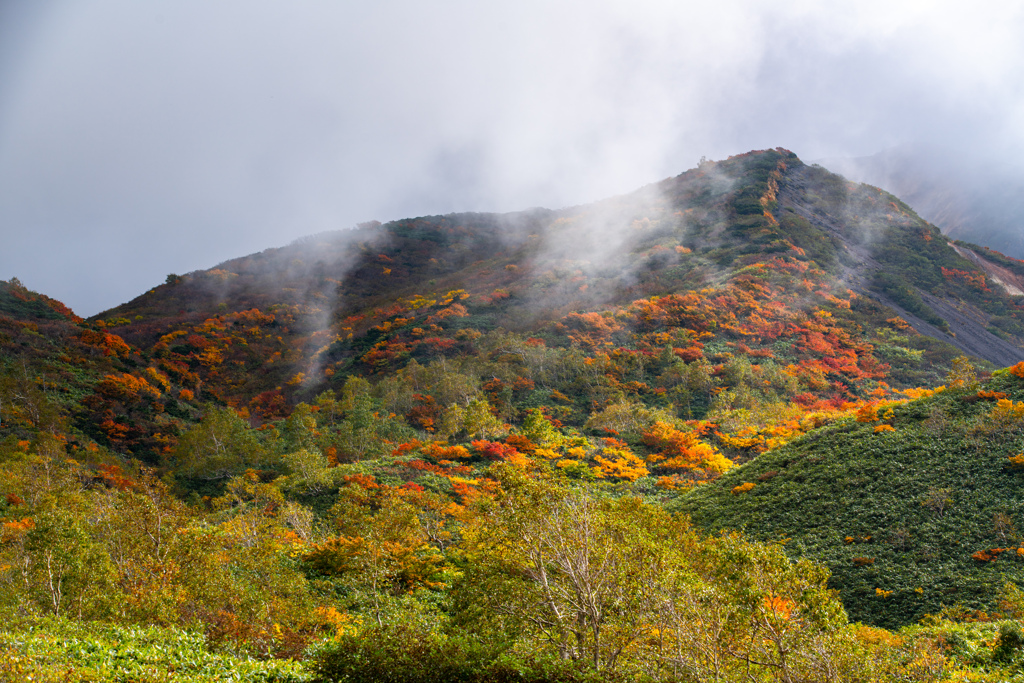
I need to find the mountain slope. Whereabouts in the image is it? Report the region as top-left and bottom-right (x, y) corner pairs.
(4, 147), (1024, 469)
(677, 366), (1024, 628)
(821, 144), (1024, 261)
(8, 148), (1024, 639)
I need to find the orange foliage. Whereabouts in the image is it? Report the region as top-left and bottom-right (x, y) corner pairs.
(941, 267), (990, 292)
(763, 595), (794, 619)
(641, 421), (732, 479)
(79, 329), (133, 358)
(855, 403), (879, 423)
(1, 517), (35, 543)
(972, 548), (1004, 562)
(561, 312), (624, 349)
(421, 442), (472, 460)
(977, 390), (1008, 400)
(97, 373), (161, 401)
(593, 446), (649, 481)
(342, 474), (379, 490)
(504, 434), (537, 454)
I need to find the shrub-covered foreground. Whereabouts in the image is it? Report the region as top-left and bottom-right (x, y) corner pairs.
(12, 369), (1024, 680)
(5, 465), (1024, 680)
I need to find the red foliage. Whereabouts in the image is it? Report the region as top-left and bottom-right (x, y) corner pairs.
(249, 390), (289, 421)
(342, 473), (379, 490)
(406, 394), (439, 432)
(675, 346), (704, 362)
(470, 440), (522, 461)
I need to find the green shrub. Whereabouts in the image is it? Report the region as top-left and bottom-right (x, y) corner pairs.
(309, 625), (630, 683)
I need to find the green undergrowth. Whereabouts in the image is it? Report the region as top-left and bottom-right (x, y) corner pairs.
(0, 619), (309, 683)
(678, 369), (1024, 629)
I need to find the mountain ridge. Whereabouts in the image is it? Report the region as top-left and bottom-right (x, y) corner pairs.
(7, 148), (1024, 671)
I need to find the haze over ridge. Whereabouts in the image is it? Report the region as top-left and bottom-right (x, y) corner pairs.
(1, 1), (1022, 316)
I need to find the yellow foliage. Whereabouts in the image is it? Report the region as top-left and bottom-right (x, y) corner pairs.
(144, 367), (171, 391)
(874, 424), (895, 433)
(732, 482), (755, 495)
(988, 399), (1024, 431)
(594, 448), (649, 481)
(853, 624), (903, 648)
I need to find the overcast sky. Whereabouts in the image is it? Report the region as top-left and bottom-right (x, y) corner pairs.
(2, 1), (1023, 316)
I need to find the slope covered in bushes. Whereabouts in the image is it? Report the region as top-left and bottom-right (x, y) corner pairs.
(679, 363), (1024, 628)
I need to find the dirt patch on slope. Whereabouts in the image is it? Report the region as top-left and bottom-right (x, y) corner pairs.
(949, 243), (1024, 297)
(780, 165), (1024, 367)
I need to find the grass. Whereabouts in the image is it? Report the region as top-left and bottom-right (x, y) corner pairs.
(676, 370), (1024, 628)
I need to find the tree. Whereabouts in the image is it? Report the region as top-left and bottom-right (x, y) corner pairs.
(305, 484), (445, 627)
(457, 469), (677, 672)
(457, 468), (867, 680)
(168, 407), (271, 481)
(946, 355), (978, 391)
(22, 505), (116, 619)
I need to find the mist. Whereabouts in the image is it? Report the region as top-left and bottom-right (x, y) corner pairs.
(1, 1), (1022, 316)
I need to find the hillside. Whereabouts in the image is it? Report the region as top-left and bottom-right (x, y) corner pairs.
(4, 148), (1024, 470)
(822, 144), (1024, 261)
(8, 148), (1024, 679)
(678, 365), (1024, 629)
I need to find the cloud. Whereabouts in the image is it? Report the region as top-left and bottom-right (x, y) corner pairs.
(1, 0), (1022, 315)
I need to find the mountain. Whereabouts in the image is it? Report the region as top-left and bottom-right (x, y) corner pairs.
(821, 144), (1024, 261)
(6, 147), (1024, 466)
(9, 148), (1024, 678)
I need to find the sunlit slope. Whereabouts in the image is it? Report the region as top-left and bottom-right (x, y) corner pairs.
(8, 147), (1024, 464)
(677, 368), (1024, 629)
(94, 149), (1024, 408)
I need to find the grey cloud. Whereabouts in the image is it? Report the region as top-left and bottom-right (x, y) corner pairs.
(1, 1), (1022, 315)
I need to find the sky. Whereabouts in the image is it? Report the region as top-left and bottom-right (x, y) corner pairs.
(1, 1), (1023, 317)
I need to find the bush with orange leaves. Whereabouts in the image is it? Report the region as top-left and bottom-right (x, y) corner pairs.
(855, 403), (879, 423)
(985, 399), (1024, 433)
(642, 421), (732, 480)
(593, 445), (649, 481)
(97, 373), (161, 401)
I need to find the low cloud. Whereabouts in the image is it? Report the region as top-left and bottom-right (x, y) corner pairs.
(1, 1), (1022, 315)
